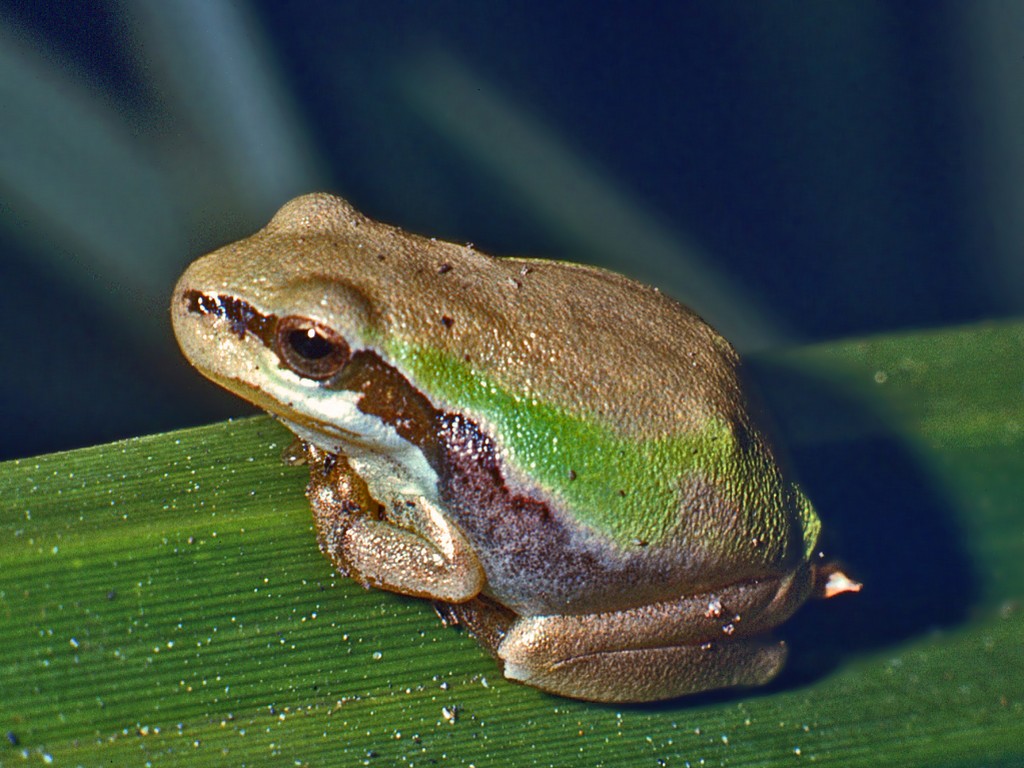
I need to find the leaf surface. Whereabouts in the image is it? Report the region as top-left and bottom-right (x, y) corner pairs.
(2, 321), (1022, 766)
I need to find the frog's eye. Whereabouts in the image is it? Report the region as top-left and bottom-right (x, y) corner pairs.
(275, 316), (350, 380)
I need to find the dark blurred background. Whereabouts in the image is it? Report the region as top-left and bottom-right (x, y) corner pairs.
(1, 1), (1021, 460)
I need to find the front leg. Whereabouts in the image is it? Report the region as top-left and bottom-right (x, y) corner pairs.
(306, 447), (484, 603)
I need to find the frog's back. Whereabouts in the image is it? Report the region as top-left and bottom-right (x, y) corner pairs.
(260, 193), (744, 440)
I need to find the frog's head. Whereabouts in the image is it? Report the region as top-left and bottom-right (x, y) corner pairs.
(171, 195), (413, 460)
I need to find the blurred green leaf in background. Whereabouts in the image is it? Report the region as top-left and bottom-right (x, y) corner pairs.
(2, 2), (1023, 458)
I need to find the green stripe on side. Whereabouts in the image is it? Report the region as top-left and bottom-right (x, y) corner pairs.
(793, 486), (822, 560)
(387, 340), (819, 558)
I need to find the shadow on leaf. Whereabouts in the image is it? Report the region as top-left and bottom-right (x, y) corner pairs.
(747, 358), (978, 689)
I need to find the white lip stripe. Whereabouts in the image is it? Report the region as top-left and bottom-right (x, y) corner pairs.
(263, 354), (440, 501)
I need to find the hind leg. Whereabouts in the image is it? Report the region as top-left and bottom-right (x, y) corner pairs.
(447, 569), (811, 702)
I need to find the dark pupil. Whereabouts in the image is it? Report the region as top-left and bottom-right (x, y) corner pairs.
(288, 328), (336, 360)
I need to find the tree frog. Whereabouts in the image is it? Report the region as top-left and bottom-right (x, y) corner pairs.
(171, 194), (857, 703)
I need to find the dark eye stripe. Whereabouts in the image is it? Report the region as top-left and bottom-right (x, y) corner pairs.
(183, 290), (277, 346)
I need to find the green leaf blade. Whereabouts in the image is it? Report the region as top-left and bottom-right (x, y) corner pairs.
(2, 322), (1023, 766)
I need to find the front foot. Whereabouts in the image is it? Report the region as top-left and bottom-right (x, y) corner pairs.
(305, 446), (484, 603)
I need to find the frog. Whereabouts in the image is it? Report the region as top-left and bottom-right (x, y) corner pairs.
(171, 193), (857, 703)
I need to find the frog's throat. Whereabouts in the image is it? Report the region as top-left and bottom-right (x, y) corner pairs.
(277, 412), (440, 505)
